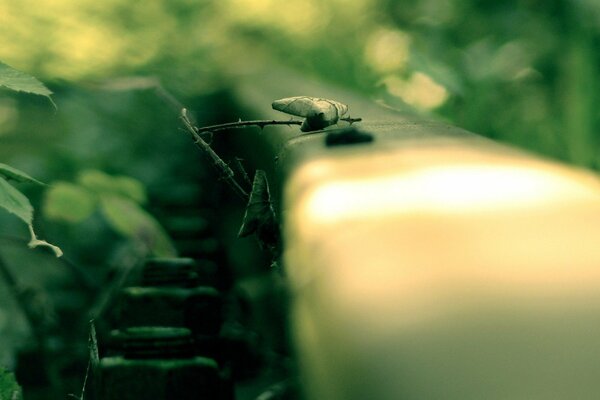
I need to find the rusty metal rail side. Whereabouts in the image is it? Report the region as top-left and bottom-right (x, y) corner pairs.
(232, 66), (600, 400)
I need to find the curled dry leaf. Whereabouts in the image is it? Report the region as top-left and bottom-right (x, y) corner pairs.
(238, 170), (275, 238)
(272, 96), (349, 132)
(238, 170), (280, 254)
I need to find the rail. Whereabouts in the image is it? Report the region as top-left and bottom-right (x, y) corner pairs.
(232, 66), (600, 399)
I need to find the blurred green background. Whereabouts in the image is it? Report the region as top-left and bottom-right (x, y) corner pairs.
(1, 0), (599, 164)
(0, 0), (599, 396)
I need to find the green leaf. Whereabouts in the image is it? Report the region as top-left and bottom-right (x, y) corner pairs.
(0, 176), (62, 257)
(0, 367), (23, 400)
(78, 170), (147, 204)
(0, 175), (33, 224)
(0, 61), (55, 107)
(77, 170), (115, 193)
(43, 182), (96, 223)
(0, 163), (45, 185)
(112, 176), (147, 204)
(99, 195), (176, 257)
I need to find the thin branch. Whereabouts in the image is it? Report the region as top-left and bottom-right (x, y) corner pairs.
(192, 116), (361, 136)
(96, 76), (188, 123)
(73, 320), (98, 400)
(233, 157), (253, 188)
(154, 85), (187, 117)
(193, 119), (303, 135)
(180, 108), (362, 201)
(180, 109), (249, 200)
(194, 117), (361, 135)
(88, 244), (149, 321)
(340, 117), (362, 124)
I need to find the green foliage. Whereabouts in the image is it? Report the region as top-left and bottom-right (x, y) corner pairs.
(78, 169), (147, 204)
(0, 60), (55, 107)
(0, 163), (45, 185)
(99, 195), (175, 257)
(0, 171), (61, 257)
(0, 61), (60, 256)
(0, 176), (33, 225)
(1, 1), (599, 169)
(44, 169), (176, 257)
(44, 182), (96, 223)
(0, 367), (23, 400)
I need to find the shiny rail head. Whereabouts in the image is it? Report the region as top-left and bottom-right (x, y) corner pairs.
(283, 138), (600, 400)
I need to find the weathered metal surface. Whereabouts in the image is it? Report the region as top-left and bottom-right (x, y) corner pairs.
(234, 66), (600, 400)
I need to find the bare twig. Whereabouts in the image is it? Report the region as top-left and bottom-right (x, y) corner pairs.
(72, 320), (99, 400)
(193, 117), (361, 135)
(180, 109), (249, 200)
(97, 76), (187, 122)
(194, 119), (303, 135)
(233, 157), (253, 188)
(180, 107), (362, 201)
(340, 116), (362, 124)
(88, 244), (149, 321)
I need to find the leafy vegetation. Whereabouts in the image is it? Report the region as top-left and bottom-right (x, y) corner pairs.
(0, 61), (53, 106)
(1, 0), (597, 167)
(0, 0), (598, 398)
(0, 173), (61, 257)
(0, 65), (61, 256)
(44, 170), (175, 256)
(0, 367), (22, 400)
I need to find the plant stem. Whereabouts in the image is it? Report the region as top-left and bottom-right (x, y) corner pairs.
(180, 109), (362, 200)
(194, 119), (303, 135)
(233, 157), (253, 188)
(340, 117), (362, 124)
(193, 117), (361, 135)
(180, 109), (249, 200)
(88, 243), (149, 321)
